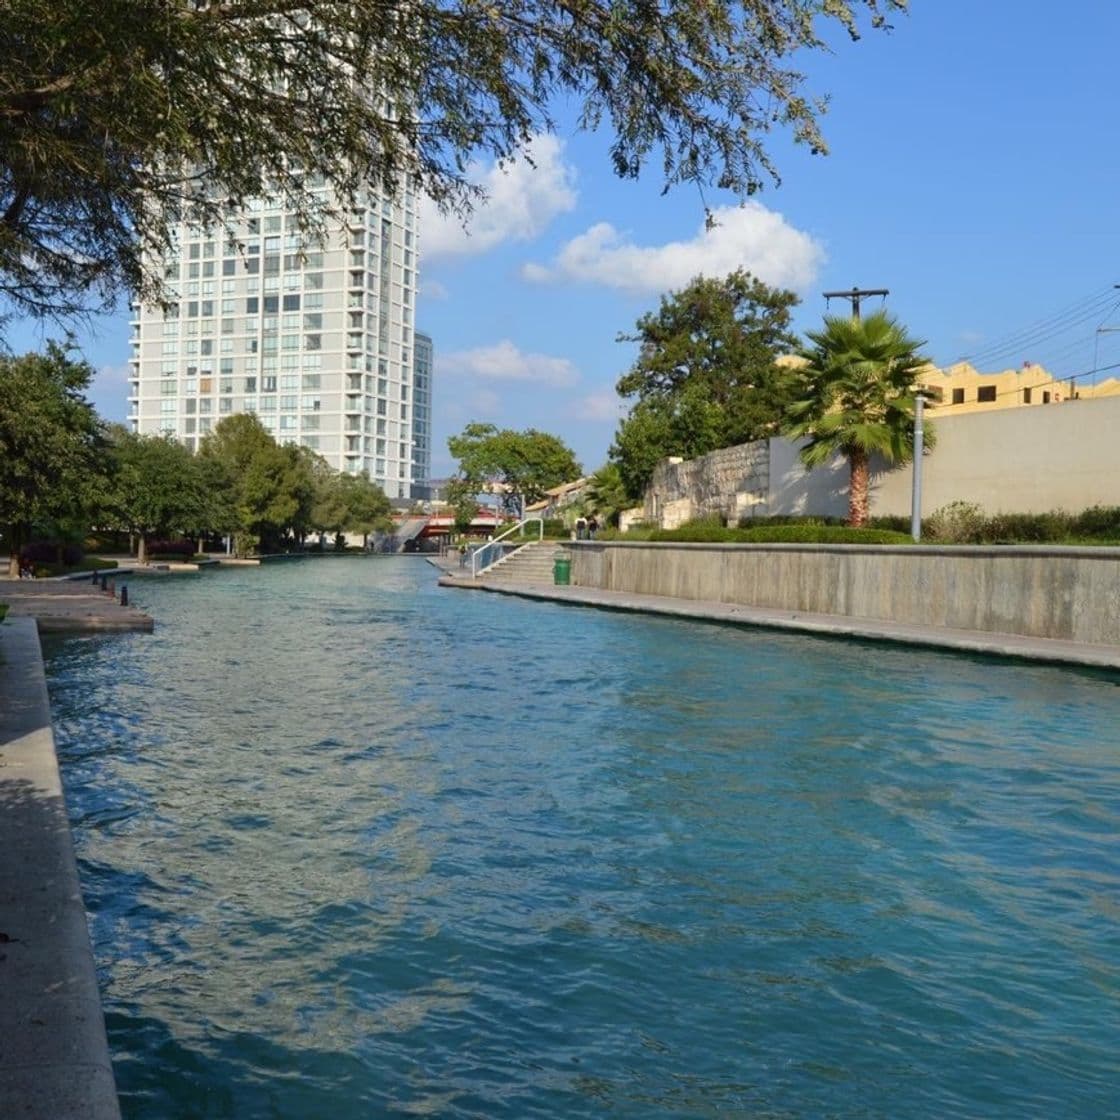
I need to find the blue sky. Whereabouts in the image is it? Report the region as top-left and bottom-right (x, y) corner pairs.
(9, 1), (1120, 479)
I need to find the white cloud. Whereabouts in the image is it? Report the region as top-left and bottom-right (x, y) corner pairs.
(522, 202), (825, 294)
(439, 340), (579, 388)
(421, 279), (449, 300)
(420, 135), (577, 259)
(569, 392), (626, 423)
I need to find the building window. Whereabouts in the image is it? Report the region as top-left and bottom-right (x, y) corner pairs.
(1023, 388), (1032, 404)
(977, 385), (996, 402)
(1043, 391), (1051, 403)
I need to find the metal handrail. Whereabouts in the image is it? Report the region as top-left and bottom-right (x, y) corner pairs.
(470, 517), (544, 577)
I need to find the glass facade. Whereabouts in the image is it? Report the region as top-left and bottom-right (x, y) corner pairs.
(130, 184), (430, 500)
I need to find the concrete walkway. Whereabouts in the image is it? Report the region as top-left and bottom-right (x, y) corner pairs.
(438, 574), (1120, 671)
(0, 618), (122, 1118)
(0, 579), (153, 633)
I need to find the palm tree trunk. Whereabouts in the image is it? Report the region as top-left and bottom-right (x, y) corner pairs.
(848, 448), (870, 527)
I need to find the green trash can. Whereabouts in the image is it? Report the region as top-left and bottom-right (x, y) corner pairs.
(553, 551), (571, 586)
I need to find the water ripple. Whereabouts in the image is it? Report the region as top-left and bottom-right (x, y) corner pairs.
(42, 558), (1120, 1119)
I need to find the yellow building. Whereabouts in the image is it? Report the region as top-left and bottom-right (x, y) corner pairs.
(918, 362), (1120, 413)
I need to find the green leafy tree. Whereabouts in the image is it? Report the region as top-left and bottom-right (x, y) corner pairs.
(611, 270), (799, 497)
(446, 477), (482, 535)
(307, 453), (350, 541)
(105, 428), (208, 563)
(183, 453), (237, 552)
(199, 414), (311, 555)
(784, 310), (934, 527)
(1, 0), (902, 317)
(341, 473), (392, 548)
(609, 399), (676, 501)
(448, 423), (581, 516)
(0, 343), (102, 576)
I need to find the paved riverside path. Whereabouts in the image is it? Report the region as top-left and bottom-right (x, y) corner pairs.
(438, 574), (1120, 671)
(0, 618), (122, 1119)
(0, 577), (154, 633)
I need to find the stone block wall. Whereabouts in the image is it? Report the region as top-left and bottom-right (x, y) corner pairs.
(644, 441), (770, 526)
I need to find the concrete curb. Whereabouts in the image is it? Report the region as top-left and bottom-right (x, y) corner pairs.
(0, 618), (121, 1119)
(437, 576), (1120, 671)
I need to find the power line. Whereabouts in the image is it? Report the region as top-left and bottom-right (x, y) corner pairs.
(949, 284), (1116, 363)
(951, 286), (1120, 370)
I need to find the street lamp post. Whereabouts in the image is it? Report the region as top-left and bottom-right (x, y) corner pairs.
(910, 391), (927, 542)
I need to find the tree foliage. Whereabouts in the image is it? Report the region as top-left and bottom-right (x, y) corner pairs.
(104, 428), (208, 562)
(195, 418), (390, 552)
(784, 310), (934, 527)
(198, 414), (306, 553)
(611, 269), (800, 497)
(445, 477), (482, 534)
(448, 422), (581, 515)
(0, 343), (102, 575)
(1, 0), (903, 317)
(308, 455), (391, 545)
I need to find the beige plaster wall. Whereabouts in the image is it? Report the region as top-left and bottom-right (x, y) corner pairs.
(643, 396), (1120, 528)
(865, 396), (1120, 516)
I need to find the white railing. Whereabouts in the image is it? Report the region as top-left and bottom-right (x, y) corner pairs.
(470, 517), (544, 577)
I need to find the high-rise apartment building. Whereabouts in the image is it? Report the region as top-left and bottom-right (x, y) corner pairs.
(129, 181), (423, 499)
(411, 332), (433, 498)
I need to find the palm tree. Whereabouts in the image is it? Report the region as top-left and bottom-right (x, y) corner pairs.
(583, 463), (631, 528)
(784, 310), (933, 527)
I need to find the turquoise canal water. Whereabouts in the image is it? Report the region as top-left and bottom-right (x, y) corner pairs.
(43, 558), (1120, 1118)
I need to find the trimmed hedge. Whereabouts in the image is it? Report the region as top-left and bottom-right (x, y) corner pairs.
(645, 519), (913, 545)
(616, 507), (1120, 546)
(920, 503), (1120, 545)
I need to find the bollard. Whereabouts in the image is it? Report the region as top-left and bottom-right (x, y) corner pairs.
(119, 585), (128, 607)
(100, 573), (108, 591)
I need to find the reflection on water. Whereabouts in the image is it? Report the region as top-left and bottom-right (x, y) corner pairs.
(45, 558), (1120, 1118)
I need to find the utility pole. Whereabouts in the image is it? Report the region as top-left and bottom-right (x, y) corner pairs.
(822, 285), (890, 320)
(910, 390), (927, 542)
(1090, 285), (1120, 390)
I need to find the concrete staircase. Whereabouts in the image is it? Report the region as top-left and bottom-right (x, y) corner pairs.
(479, 540), (569, 586)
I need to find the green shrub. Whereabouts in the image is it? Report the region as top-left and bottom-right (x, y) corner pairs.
(29, 557), (117, 578)
(733, 525), (913, 545)
(740, 514), (847, 528)
(1069, 506), (1120, 539)
(615, 504), (1120, 547)
(924, 501), (987, 543)
(866, 514), (911, 533)
(983, 511), (1070, 543)
(651, 522), (736, 543)
(647, 521), (912, 545)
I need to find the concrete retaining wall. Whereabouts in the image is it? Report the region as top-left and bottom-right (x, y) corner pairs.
(0, 618), (121, 1119)
(572, 542), (1120, 645)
